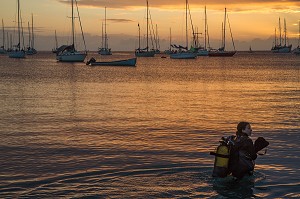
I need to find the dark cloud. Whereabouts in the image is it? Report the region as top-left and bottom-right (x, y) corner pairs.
(106, 19), (135, 23)
(3, 27), (46, 33)
(57, 0), (300, 10)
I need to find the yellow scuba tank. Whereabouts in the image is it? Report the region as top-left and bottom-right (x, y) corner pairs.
(210, 137), (231, 178)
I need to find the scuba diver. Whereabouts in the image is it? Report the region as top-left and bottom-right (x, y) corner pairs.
(229, 122), (257, 180)
(211, 122), (269, 180)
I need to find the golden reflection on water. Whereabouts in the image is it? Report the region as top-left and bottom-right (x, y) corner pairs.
(256, 164), (295, 171)
(0, 52), (299, 198)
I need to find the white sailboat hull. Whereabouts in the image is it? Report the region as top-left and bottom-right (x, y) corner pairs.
(9, 50), (26, 58)
(56, 0), (87, 62)
(56, 51), (87, 62)
(170, 52), (196, 59)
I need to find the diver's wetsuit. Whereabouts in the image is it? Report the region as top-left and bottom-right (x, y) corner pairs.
(229, 134), (257, 179)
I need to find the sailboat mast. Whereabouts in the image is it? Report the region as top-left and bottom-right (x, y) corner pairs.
(55, 30), (58, 48)
(31, 14), (34, 49)
(138, 23), (141, 50)
(28, 21), (31, 48)
(155, 24), (158, 50)
(71, 0), (75, 46)
(221, 22), (223, 48)
(274, 28), (277, 46)
(298, 21), (300, 47)
(284, 18), (287, 46)
(104, 7), (107, 49)
(146, 0), (149, 52)
(17, 0), (21, 50)
(223, 8), (227, 50)
(10, 34), (12, 50)
(169, 27), (171, 51)
(204, 6), (207, 50)
(7, 32), (9, 50)
(101, 22), (104, 48)
(2, 19), (4, 48)
(279, 17), (281, 46)
(186, 0), (188, 49)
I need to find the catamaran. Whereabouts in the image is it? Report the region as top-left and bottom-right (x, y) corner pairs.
(56, 0), (87, 62)
(8, 0), (25, 58)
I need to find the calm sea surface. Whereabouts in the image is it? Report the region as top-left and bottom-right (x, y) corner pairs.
(0, 52), (299, 198)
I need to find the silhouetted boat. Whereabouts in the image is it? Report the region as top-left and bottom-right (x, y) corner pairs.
(98, 7), (112, 55)
(86, 57), (137, 67)
(271, 18), (292, 53)
(197, 6), (209, 56)
(164, 28), (175, 55)
(249, 46), (253, 53)
(208, 8), (236, 57)
(292, 21), (300, 55)
(26, 14), (37, 55)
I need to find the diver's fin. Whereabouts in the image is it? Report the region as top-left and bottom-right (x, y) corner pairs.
(254, 137), (269, 153)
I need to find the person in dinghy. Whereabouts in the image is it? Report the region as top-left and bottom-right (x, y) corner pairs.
(210, 122), (269, 180)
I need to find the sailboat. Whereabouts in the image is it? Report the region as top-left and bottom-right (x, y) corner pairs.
(271, 18), (292, 53)
(0, 19), (7, 54)
(249, 46), (253, 53)
(170, 0), (196, 59)
(56, 0), (87, 62)
(153, 24), (160, 54)
(98, 7), (112, 55)
(8, 0), (25, 58)
(197, 6), (209, 56)
(52, 30), (58, 53)
(292, 21), (300, 55)
(135, 0), (155, 57)
(208, 8), (236, 57)
(164, 28), (174, 54)
(26, 14), (37, 55)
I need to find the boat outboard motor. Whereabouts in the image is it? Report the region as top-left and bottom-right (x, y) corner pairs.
(86, 57), (96, 65)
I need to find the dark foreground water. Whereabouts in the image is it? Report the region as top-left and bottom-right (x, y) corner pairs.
(0, 52), (299, 198)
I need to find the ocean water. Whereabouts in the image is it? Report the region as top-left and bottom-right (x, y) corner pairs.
(0, 51), (299, 198)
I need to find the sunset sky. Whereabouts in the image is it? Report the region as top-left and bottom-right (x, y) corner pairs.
(1, 0), (299, 51)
